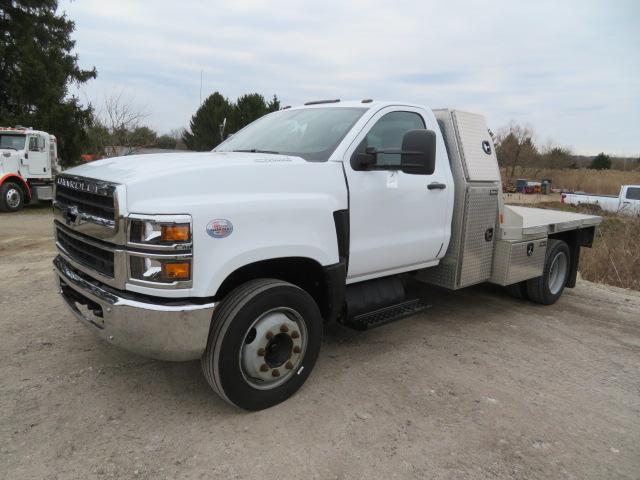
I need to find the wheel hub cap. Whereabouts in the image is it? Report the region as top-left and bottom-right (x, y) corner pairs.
(548, 251), (568, 295)
(240, 308), (307, 389)
(6, 188), (20, 208)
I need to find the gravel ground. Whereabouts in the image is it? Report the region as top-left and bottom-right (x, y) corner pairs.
(1, 207), (639, 480)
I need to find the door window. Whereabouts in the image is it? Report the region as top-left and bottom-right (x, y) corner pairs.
(358, 111), (425, 166)
(626, 187), (640, 200)
(29, 136), (40, 151)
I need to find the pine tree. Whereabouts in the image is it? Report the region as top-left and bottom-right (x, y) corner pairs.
(0, 0), (97, 164)
(182, 92), (235, 151)
(590, 153), (611, 170)
(183, 92), (280, 151)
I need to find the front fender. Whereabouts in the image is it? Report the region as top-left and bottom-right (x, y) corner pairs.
(0, 173), (31, 200)
(192, 193), (343, 297)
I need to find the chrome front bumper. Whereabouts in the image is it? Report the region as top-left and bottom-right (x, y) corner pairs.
(54, 256), (216, 361)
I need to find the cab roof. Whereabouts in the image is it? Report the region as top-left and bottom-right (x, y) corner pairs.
(287, 100), (426, 111)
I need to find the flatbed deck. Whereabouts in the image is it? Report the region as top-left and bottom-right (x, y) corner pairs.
(502, 205), (602, 240)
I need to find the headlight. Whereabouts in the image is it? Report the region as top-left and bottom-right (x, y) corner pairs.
(128, 214), (192, 248)
(129, 255), (191, 284)
(126, 214), (193, 289)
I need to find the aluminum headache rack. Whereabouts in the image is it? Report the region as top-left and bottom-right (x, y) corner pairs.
(417, 109), (502, 290)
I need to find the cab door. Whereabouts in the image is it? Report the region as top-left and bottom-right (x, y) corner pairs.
(27, 134), (49, 176)
(621, 186), (640, 215)
(343, 106), (452, 282)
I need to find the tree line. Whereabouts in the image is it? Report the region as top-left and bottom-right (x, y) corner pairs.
(495, 122), (639, 183)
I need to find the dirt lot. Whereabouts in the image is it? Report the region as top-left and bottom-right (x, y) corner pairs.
(1, 207), (639, 480)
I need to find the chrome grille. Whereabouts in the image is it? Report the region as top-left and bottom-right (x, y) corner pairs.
(56, 225), (115, 277)
(55, 175), (116, 223)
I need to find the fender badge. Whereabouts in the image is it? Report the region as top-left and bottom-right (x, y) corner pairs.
(206, 219), (233, 238)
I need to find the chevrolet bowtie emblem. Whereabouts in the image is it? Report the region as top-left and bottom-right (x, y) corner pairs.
(65, 205), (83, 226)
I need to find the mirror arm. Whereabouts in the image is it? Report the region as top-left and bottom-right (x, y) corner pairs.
(373, 149), (423, 156)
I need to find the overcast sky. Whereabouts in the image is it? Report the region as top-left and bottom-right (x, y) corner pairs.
(63, 0), (639, 156)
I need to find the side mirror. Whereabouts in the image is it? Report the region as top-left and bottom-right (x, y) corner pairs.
(351, 149), (376, 170)
(400, 129), (436, 175)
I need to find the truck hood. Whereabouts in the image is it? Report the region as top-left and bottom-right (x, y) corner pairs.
(1, 149), (23, 159)
(65, 151), (306, 185)
(63, 151), (345, 214)
(0, 150), (22, 175)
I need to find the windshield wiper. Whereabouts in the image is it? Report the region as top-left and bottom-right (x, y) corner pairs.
(231, 149), (280, 155)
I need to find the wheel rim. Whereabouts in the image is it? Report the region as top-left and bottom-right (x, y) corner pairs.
(240, 307), (307, 390)
(548, 251), (568, 295)
(6, 188), (20, 209)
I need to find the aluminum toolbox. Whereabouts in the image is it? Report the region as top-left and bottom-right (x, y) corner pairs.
(491, 238), (547, 286)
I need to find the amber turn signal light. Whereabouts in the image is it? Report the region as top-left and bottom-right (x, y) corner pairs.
(161, 225), (190, 242)
(162, 261), (190, 280)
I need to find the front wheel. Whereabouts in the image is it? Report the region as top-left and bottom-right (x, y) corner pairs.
(201, 279), (323, 410)
(526, 239), (571, 305)
(0, 182), (25, 212)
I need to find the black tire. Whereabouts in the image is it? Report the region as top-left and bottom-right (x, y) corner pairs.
(526, 239), (571, 305)
(0, 182), (25, 212)
(505, 281), (528, 300)
(201, 279), (323, 410)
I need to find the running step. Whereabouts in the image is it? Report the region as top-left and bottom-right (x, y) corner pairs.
(344, 298), (429, 330)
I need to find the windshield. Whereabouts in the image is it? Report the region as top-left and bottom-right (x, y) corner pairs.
(0, 134), (26, 150)
(215, 107), (368, 161)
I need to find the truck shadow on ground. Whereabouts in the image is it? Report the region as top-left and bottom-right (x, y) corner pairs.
(84, 282), (530, 414)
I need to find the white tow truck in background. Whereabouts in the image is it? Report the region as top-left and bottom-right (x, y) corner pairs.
(51, 100), (602, 410)
(562, 185), (640, 216)
(0, 126), (59, 212)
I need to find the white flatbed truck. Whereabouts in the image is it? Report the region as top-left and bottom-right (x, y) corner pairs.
(52, 100), (601, 410)
(0, 126), (59, 212)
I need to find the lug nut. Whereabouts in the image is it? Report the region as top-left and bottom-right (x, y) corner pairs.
(257, 348), (265, 356)
(260, 364), (269, 372)
(285, 361), (293, 370)
(265, 331), (273, 340)
(291, 331), (300, 339)
(272, 369), (280, 377)
(280, 324), (289, 333)
(293, 346), (301, 354)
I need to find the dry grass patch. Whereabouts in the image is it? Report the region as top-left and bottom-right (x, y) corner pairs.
(501, 167), (640, 195)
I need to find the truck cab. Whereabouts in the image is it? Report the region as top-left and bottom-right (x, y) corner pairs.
(0, 126), (59, 212)
(51, 100), (601, 410)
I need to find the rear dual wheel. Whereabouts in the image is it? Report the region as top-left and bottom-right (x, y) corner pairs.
(526, 239), (570, 305)
(201, 279), (322, 410)
(506, 239), (570, 305)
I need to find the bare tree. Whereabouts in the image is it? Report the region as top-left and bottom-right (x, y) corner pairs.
(103, 90), (146, 131)
(495, 121), (537, 182)
(91, 90), (154, 156)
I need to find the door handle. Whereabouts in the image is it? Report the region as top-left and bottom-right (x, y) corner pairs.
(428, 182), (447, 190)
